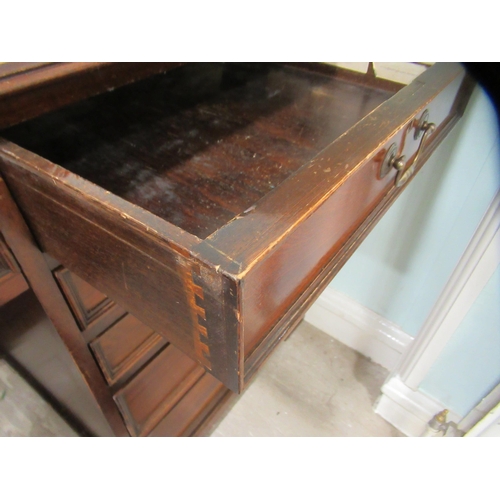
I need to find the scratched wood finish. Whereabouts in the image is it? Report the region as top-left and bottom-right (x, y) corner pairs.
(2, 63), (393, 239)
(0, 151), (239, 390)
(0, 137), (240, 391)
(0, 63), (55, 79)
(148, 372), (229, 437)
(237, 67), (473, 358)
(0, 63), (473, 393)
(0, 62), (184, 130)
(1, 166), (233, 435)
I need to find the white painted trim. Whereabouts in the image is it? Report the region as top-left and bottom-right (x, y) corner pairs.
(396, 190), (500, 389)
(374, 376), (461, 437)
(465, 400), (500, 437)
(305, 288), (413, 371)
(459, 382), (500, 433)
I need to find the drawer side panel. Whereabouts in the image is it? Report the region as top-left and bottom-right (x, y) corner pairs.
(0, 153), (241, 392)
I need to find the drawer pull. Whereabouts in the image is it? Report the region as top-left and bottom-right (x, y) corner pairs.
(382, 110), (436, 187)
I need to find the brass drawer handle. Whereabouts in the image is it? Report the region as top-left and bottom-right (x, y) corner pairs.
(381, 110), (436, 187)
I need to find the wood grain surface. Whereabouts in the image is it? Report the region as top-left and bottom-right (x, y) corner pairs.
(0, 62), (184, 129)
(90, 313), (168, 386)
(0, 63), (473, 393)
(0, 232), (29, 306)
(2, 63), (393, 238)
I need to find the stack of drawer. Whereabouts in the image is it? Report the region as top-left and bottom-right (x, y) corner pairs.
(55, 266), (230, 436)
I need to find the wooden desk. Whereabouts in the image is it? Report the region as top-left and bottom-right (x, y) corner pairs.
(0, 63), (474, 436)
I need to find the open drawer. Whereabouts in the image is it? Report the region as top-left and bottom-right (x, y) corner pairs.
(0, 63), (473, 392)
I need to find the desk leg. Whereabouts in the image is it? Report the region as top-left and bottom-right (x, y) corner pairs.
(0, 176), (128, 436)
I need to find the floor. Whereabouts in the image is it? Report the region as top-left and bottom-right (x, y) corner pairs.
(0, 357), (77, 437)
(212, 322), (402, 436)
(0, 320), (402, 437)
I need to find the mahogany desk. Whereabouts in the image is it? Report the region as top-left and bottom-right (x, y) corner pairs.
(0, 63), (473, 436)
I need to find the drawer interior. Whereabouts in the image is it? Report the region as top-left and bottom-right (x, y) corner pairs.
(2, 63), (396, 239)
(0, 62), (471, 394)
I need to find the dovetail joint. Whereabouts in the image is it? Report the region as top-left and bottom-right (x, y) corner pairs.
(180, 263), (211, 370)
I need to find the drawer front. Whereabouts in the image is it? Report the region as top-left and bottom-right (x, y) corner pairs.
(0, 63), (474, 393)
(54, 267), (125, 338)
(0, 233), (29, 305)
(147, 372), (228, 437)
(90, 313), (168, 386)
(114, 344), (207, 436)
(0, 233), (20, 279)
(94, 313), (229, 436)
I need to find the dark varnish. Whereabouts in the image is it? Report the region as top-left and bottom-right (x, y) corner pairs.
(3, 63), (393, 238)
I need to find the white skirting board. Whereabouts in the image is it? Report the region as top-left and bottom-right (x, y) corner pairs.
(304, 288), (413, 371)
(303, 288), (459, 436)
(465, 400), (500, 437)
(374, 376), (461, 437)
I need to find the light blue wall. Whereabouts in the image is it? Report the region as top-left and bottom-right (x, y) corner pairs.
(329, 86), (500, 337)
(419, 265), (500, 417)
